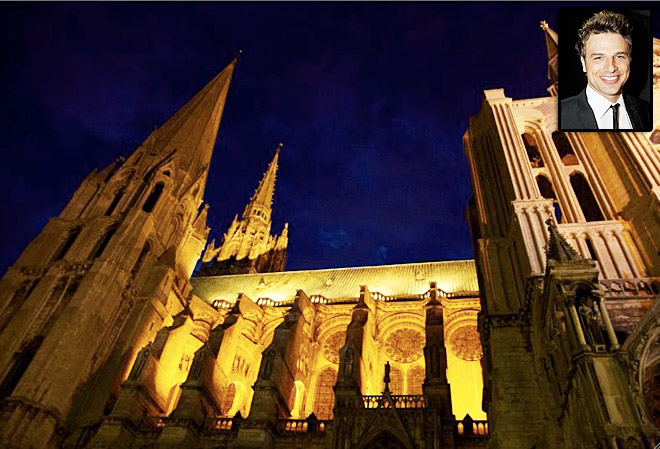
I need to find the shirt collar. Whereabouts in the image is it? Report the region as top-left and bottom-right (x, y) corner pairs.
(585, 84), (625, 120)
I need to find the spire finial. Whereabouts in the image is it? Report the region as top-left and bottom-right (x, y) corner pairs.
(277, 142), (284, 152)
(234, 49), (243, 62)
(545, 219), (583, 265)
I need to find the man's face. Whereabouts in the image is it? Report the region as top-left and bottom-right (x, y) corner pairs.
(580, 32), (630, 102)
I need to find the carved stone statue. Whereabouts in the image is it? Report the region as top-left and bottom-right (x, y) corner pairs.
(578, 299), (604, 346)
(384, 361), (391, 385)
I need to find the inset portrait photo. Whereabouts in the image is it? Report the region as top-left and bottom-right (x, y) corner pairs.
(558, 8), (652, 131)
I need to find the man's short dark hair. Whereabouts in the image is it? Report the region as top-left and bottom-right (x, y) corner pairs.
(575, 11), (633, 58)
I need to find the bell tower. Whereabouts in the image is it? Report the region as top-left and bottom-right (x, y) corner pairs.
(0, 58), (237, 448)
(464, 24), (660, 448)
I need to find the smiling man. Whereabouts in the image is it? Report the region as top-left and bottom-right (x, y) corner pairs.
(560, 10), (651, 130)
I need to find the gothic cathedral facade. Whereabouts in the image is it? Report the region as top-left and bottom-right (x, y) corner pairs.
(0, 25), (658, 449)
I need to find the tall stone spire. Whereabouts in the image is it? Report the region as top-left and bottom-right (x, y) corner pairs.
(540, 20), (558, 96)
(199, 145), (288, 275)
(142, 58), (237, 178)
(242, 143), (281, 222)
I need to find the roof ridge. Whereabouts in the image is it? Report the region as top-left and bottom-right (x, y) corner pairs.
(194, 259), (476, 280)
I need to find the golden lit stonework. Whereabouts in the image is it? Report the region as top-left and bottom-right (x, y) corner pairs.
(447, 324), (482, 361)
(322, 331), (345, 364)
(384, 328), (424, 363)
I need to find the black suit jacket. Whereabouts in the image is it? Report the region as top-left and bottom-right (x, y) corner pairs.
(560, 88), (651, 131)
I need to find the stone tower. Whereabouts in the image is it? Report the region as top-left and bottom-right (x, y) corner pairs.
(0, 58), (237, 448)
(199, 145), (288, 276)
(464, 24), (660, 449)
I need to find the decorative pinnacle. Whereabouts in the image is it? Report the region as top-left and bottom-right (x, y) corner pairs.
(540, 20), (549, 31)
(545, 219), (582, 264)
(277, 142), (284, 151)
(235, 49), (243, 60)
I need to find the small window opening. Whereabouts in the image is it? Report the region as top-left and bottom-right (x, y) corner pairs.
(131, 242), (150, 277)
(552, 132), (579, 166)
(536, 175), (563, 223)
(92, 226), (117, 259)
(522, 133), (544, 168)
(54, 227), (82, 261)
(105, 189), (125, 216)
(0, 336), (43, 400)
(142, 182), (164, 213)
(570, 173), (604, 222)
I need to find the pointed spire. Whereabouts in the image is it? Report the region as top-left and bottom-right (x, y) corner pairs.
(142, 58), (237, 176)
(545, 219), (582, 264)
(540, 20), (559, 95)
(242, 144), (282, 219)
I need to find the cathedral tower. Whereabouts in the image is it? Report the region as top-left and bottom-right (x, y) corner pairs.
(200, 145), (288, 275)
(0, 59), (237, 448)
(464, 25), (660, 448)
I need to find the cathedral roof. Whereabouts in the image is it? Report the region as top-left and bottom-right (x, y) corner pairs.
(191, 259), (478, 305)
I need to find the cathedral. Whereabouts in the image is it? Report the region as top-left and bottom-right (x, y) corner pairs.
(0, 23), (658, 449)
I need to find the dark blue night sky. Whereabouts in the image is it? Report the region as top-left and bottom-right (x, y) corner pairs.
(0, 2), (657, 273)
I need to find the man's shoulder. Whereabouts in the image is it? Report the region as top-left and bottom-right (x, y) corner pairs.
(624, 94), (652, 130)
(624, 94), (650, 113)
(560, 94), (581, 107)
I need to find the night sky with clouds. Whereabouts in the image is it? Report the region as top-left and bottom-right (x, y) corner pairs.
(1, 2), (657, 273)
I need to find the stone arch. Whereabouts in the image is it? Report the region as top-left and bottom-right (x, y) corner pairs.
(313, 367), (337, 419)
(389, 365), (404, 395)
(522, 132), (544, 167)
(569, 172), (605, 222)
(356, 428), (412, 449)
(407, 366), (425, 395)
(551, 131), (579, 166)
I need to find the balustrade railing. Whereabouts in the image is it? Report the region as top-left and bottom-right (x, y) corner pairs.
(362, 394), (426, 409)
(277, 417), (331, 434)
(600, 277), (659, 300)
(456, 415), (489, 437)
(204, 417), (237, 432)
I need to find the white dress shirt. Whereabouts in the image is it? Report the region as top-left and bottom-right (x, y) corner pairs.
(585, 84), (633, 130)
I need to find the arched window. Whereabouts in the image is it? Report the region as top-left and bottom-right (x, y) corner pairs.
(92, 226), (118, 259)
(0, 281), (38, 333)
(389, 366), (404, 395)
(105, 189), (125, 216)
(53, 227), (81, 261)
(142, 182), (164, 213)
(130, 242), (150, 278)
(408, 366), (425, 395)
(536, 175), (563, 223)
(536, 175), (556, 199)
(570, 173), (604, 222)
(314, 368), (337, 419)
(552, 132), (578, 166)
(221, 383), (237, 417)
(0, 336), (43, 400)
(522, 133), (544, 168)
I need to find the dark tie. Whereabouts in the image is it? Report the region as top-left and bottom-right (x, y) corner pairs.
(610, 103), (620, 129)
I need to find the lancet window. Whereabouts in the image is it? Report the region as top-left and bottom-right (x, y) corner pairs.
(53, 227), (82, 261)
(314, 368), (337, 419)
(142, 182), (164, 213)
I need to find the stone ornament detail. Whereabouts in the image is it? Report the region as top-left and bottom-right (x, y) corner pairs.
(322, 331), (346, 364)
(447, 325), (482, 361)
(445, 309), (482, 361)
(384, 328), (424, 364)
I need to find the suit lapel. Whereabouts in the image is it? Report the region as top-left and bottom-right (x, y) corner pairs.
(576, 89), (598, 129)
